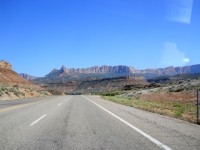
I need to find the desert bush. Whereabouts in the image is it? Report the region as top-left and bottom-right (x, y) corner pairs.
(168, 87), (174, 92)
(13, 85), (19, 88)
(168, 87), (184, 92)
(65, 92), (70, 95)
(176, 87), (185, 92)
(38, 90), (48, 96)
(100, 91), (124, 96)
(0, 88), (3, 96)
(48, 90), (63, 95)
(9, 87), (23, 96)
(1, 87), (7, 91)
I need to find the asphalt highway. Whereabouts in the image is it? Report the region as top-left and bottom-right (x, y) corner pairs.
(0, 95), (199, 150)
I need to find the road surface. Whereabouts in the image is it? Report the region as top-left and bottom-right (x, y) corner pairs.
(0, 95), (200, 150)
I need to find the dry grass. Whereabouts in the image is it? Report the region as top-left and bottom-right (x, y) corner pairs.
(102, 96), (197, 123)
(0, 86), (51, 100)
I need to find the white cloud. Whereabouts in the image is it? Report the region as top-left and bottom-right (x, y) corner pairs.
(182, 58), (190, 63)
(166, 0), (193, 24)
(161, 42), (190, 67)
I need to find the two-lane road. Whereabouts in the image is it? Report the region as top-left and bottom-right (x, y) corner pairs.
(0, 96), (200, 150)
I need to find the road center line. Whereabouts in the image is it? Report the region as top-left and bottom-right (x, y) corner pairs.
(30, 114), (47, 126)
(58, 96), (72, 107)
(65, 96), (72, 102)
(83, 96), (172, 150)
(0, 101), (39, 113)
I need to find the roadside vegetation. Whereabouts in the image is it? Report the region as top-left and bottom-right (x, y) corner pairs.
(101, 79), (200, 124)
(0, 85), (50, 100)
(0, 86), (24, 97)
(99, 91), (125, 96)
(102, 95), (196, 123)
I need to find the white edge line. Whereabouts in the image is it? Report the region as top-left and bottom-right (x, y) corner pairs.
(83, 96), (172, 150)
(58, 103), (62, 107)
(58, 96), (72, 107)
(30, 114), (47, 126)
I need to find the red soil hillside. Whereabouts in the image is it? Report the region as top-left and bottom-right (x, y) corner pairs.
(0, 61), (38, 88)
(0, 61), (51, 100)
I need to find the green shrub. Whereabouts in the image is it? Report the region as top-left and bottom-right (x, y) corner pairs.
(176, 87), (185, 92)
(9, 87), (23, 96)
(38, 90), (48, 96)
(100, 91), (124, 96)
(175, 111), (182, 117)
(0, 89), (3, 96)
(1, 87), (7, 91)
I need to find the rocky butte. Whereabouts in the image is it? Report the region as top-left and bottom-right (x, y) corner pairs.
(0, 60), (34, 87)
(45, 65), (135, 79)
(0, 60), (51, 100)
(0, 60), (12, 70)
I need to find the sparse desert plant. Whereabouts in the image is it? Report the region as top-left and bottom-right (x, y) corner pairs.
(9, 87), (23, 96)
(168, 86), (185, 92)
(38, 90), (48, 96)
(185, 87), (191, 91)
(0, 88), (3, 96)
(13, 85), (19, 88)
(48, 90), (63, 95)
(65, 92), (70, 95)
(1, 86), (7, 91)
(157, 88), (162, 92)
(149, 90), (154, 93)
(175, 111), (182, 117)
(100, 91), (124, 96)
(171, 85), (176, 88)
(176, 87), (185, 92)
(5, 91), (9, 95)
(168, 87), (173, 92)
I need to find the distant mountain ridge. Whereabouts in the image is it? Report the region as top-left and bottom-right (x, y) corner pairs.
(45, 65), (135, 78)
(43, 64), (200, 80)
(19, 73), (37, 80)
(135, 64), (200, 75)
(31, 64), (200, 94)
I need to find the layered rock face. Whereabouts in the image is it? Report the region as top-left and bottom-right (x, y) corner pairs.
(44, 64), (200, 80)
(46, 65), (135, 78)
(135, 65), (200, 76)
(77, 65), (134, 74)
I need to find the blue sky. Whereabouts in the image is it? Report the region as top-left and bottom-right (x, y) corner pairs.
(0, 0), (199, 77)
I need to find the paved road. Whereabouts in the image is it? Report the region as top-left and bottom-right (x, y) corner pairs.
(0, 95), (199, 150)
